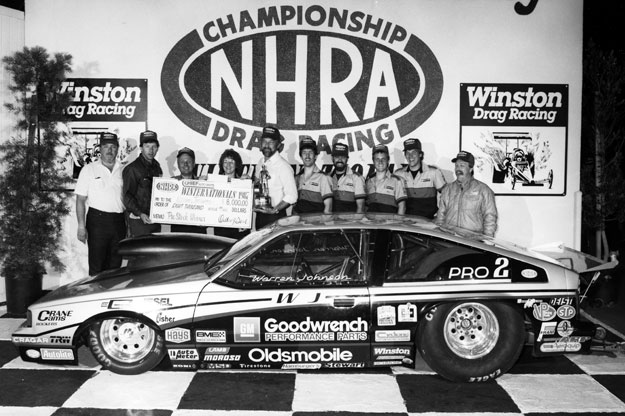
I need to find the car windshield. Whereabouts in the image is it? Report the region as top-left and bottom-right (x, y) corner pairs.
(204, 228), (273, 277)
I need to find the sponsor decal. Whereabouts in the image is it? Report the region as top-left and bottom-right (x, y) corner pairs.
(173, 363), (198, 370)
(206, 347), (230, 354)
(204, 354), (241, 361)
(521, 269), (538, 278)
(325, 362), (366, 368)
(155, 312), (176, 324)
(249, 348), (353, 363)
(239, 363), (271, 369)
(276, 292), (321, 304)
(448, 257), (510, 280)
(557, 320), (574, 337)
(25, 349), (40, 359)
(377, 305), (396, 326)
(204, 363), (232, 369)
(106, 299), (132, 309)
(282, 363), (322, 370)
(50, 336), (72, 344)
(168, 349), (199, 360)
(537, 322), (557, 342)
(532, 302), (556, 321)
(264, 316), (367, 342)
(373, 347), (410, 356)
(37, 310), (73, 322)
(375, 330), (410, 342)
(556, 305), (576, 320)
(13, 336), (49, 344)
(165, 327), (191, 343)
(147, 297), (173, 307)
(234, 317), (261, 342)
(161, 5), (443, 151)
(196, 330), (227, 343)
(373, 360), (402, 366)
(540, 340), (581, 353)
(550, 297), (573, 306)
(468, 369), (501, 383)
(60, 78), (147, 122)
(41, 348), (74, 360)
(398, 303), (417, 322)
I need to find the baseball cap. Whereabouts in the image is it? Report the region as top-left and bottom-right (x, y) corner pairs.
(299, 137), (318, 154)
(372, 144), (389, 157)
(261, 126), (283, 142)
(403, 138), (422, 151)
(140, 130), (159, 146)
(332, 142), (349, 157)
(176, 147), (195, 159)
(452, 150), (475, 167)
(99, 132), (118, 147)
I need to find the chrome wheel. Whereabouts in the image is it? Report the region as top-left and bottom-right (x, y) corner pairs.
(99, 317), (156, 363)
(443, 302), (499, 359)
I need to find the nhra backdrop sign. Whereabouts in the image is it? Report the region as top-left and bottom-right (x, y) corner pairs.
(160, 4), (443, 152)
(60, 78), (148, 122)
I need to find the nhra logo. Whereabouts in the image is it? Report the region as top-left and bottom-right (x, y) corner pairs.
(161, 5), (443, 150)
(156, 182), (179, 192)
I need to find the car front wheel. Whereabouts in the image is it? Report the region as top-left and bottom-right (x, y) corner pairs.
(417, 301), (525, 382)
(88, 317), (165, 375)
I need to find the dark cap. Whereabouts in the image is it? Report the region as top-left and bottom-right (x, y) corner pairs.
(372, 144), (389, 157)
(261, 126), (283, 142)
(452, 150), (475, 167)
(299, 137), (318, 154)
(332, 142), (349, 157)
(140, 130), (159, 146)
(99, 132), (118, 147)
(403, 138), (422, 151)
(176, 147), (195, 159)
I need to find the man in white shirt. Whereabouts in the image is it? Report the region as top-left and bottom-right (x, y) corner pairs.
(254, 126), (298, 229)
(75, 132), (126, 275)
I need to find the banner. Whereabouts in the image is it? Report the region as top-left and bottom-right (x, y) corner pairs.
(150, 176), (254, 228)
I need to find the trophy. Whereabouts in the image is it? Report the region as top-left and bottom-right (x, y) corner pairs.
(254, 164), (272, 209)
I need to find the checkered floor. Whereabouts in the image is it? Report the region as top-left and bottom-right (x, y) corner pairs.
(2, 317), (625, 415)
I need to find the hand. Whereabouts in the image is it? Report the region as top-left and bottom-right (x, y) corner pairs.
(140, 213), (153, 224)
(77, 226), (87, 243)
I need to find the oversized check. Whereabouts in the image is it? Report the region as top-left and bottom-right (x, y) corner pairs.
(150, 176), (253, 228)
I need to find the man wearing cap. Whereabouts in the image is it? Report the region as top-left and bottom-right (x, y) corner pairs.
(365, 144), (407, 214)
(254, 126), (298, 229)
(122, 130), (163, 237)
(330, 142), (365, 213)
(75, 132), (126, 275)
(294, 138), (333, 214)
(435, 150), (498, 236)
(170, 147), (206, 234)
(394, 138), (446, 218)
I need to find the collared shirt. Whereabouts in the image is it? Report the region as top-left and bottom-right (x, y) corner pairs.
(365, 171), (407, 213)
(394, 164), (446, 218)
(122, 154), (163, 216)
(75, 160), (125, 213)
(331, 168), (366, 212)
(294, 165), (333, 213)
(255, 152), (298, 209)
(435, 177), (498, 236)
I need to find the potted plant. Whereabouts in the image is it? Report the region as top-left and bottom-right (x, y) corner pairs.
(0, 46), (73, 317)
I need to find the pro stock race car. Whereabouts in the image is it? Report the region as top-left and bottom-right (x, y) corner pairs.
(12, 213), (601, 382)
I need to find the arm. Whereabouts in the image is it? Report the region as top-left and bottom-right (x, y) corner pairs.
(397, 200), (406, 215)
(355, 198), (365, 214)
(435, 185), (449, 226)
(76, 195), (88, 243)
(394, 176), (407, 215)
(323, 197), (333, 214)
(481, 187), (498, 237)
(122, 164), (142, 216)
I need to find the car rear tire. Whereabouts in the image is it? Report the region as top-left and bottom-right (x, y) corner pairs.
(417, 301), (525, 382)
(88, 317), (165, 375)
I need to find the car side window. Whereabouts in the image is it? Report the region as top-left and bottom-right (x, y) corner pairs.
(218, 230), (369, 288)
(386, 231), (451, 282)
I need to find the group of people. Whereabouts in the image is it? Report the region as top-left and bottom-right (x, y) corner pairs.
(75, 125), (498, 276)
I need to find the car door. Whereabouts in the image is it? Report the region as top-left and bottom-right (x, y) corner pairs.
(191, 228), (372, 370)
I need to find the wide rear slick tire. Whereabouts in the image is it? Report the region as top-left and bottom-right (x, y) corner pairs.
(88, 316), (166, 375)
(417, 301), (525, 382)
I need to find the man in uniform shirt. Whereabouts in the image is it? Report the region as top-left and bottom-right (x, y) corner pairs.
(254, 126), (298, 229)
(75, 132), (126, 275)
(330, 142), (365, 213)
(294, 138), (333, 214)
(394, 138), (446, 218)
(436, 151), (498, 236)
(122, 130), (163, 237)
(365, 144), (407, 214)
(171, 147), (206, 234)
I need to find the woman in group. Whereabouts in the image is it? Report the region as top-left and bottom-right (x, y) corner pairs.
(213, 149), (250, 239)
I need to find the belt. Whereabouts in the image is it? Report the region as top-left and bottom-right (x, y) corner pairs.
(88, 207), (124, 218)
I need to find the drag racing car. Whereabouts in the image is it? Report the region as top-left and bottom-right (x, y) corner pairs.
(12, 213), (596, 382)
(505, 148), (554, 190)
